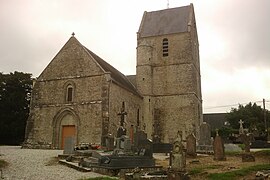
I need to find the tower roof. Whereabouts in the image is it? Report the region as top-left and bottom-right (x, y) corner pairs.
(138, 4), (193, 38)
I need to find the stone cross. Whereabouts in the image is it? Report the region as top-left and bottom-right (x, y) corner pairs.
(117, 103), (127, 127)
(239, 119), (244, 134)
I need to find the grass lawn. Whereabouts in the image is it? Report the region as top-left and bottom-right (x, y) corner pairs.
(207, 164), (270, 180)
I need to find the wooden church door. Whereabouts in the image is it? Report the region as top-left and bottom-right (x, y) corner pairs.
(61, 125), (76, 149)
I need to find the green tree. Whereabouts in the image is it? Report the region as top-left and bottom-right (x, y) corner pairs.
(0, 71), (32, 145)
(226, 102), (270, 135)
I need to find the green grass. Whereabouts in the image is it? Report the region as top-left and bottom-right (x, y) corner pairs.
(254, 149), (270, 156)
(189, 165), (222, 175)
(207, 164), (270, 180)
(81, 177), (119, 180)
(225, 151), (241, 156)
(0, 159), (8, 168)
(238, 144), (245, 150)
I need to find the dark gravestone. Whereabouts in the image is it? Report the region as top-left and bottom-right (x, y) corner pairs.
(134, 130), (147, 148)
(153, 143), (173, 153)
(138, 139), (153, 157)
(63, 136), (75, 155)
(186, 134), (196, 157)
(199, 122), (211, 145)
(105, 134), (114, 151)
(213, 130), (226, 161)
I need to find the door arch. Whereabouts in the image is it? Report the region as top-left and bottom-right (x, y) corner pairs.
(52, 108), (80, 149)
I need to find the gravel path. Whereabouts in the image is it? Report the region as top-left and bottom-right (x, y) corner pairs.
(0, 146), (104, 180)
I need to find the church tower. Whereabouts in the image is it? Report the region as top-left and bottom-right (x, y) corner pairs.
(136, 4), (202, 142)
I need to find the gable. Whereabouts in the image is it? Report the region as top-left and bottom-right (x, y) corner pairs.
(138, 5), (192, 38)
(38, 37), (104, 80)
(38, 36), (141, 97)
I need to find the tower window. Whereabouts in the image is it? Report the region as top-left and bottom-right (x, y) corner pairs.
(162, 38), (169, 57)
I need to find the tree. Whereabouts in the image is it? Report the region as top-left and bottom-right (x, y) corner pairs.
(0, 71), (32, 145)
(226, 102), (270, 136)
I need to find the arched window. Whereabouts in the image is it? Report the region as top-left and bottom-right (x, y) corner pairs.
(66, 85), (74, 102)
(162, 38), (169, 57)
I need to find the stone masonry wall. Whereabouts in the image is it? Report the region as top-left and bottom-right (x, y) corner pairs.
(137, 31), (202, 141)
(109, 83), (143, 137)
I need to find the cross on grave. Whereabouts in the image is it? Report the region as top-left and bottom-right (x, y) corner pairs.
(117, 102), (127, 127)
(116, 102), (128, 138)
(239, 119), (244, 134)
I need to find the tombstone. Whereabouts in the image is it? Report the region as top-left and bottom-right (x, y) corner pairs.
(241, 132), (255, 152)
(199, 122), (211, 145)
(213, 129), (226, 161)
(63, 136), (75, 154)
(239, 119), (244, 135)
(171, 131), (186, 171)
(123, 136), (132, 152)
(134, 130), (147, 149)
(240, 132), (255, 162)
(186, 133), (196, 157)
(105, 134), (114, 151)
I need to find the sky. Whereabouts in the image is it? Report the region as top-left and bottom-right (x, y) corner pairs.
(0, 0), (270, 113)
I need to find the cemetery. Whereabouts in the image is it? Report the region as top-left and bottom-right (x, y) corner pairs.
(57, 119), (270, 179)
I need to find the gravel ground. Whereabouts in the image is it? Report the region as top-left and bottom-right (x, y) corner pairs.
(0, 146), (104, 180)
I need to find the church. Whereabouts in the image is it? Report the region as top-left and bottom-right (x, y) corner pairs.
(23, 4), (202, 149)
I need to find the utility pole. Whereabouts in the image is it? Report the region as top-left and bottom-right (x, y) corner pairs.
(263, 98), (267, 132)
(264, 98), (270, 142)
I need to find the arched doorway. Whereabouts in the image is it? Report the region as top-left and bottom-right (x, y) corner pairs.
(52, 108), (80, 149)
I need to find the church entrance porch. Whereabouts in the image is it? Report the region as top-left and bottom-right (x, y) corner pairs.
(52, 108), (80, 149)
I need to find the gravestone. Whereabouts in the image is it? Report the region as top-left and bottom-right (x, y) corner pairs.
(123, 136), (132, 152)
(134, 130), (147, 149)
(197, 122), (213, 153)
(171, 131), (186, 171)
(199, 122), (211, 145)
(63, 136), (75, 154)
(213, 129), (226, 161)
(105, 134), (114, 151)
(240, 132), (255, 162)
(186, 133), (196, 157)
(240, 132), (254, 153)
(168, 131), (189, 180)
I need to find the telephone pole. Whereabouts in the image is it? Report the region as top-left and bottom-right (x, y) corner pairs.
(263, 98), (267, 132)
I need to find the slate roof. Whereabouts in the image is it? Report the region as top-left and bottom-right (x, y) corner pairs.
(138, 5), (191, 38)
(84, 47), (142, 98)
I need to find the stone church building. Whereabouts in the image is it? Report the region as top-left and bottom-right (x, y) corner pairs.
(23, 4), (202, 149)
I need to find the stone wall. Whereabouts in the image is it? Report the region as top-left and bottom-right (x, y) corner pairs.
(109, 82), (143, 137)
(24, 74), (106, 148)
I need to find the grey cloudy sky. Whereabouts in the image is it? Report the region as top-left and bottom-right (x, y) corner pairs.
(0, 0), (270, 113)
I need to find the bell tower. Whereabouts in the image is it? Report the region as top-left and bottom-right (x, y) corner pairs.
(136, 4), (202, 142)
